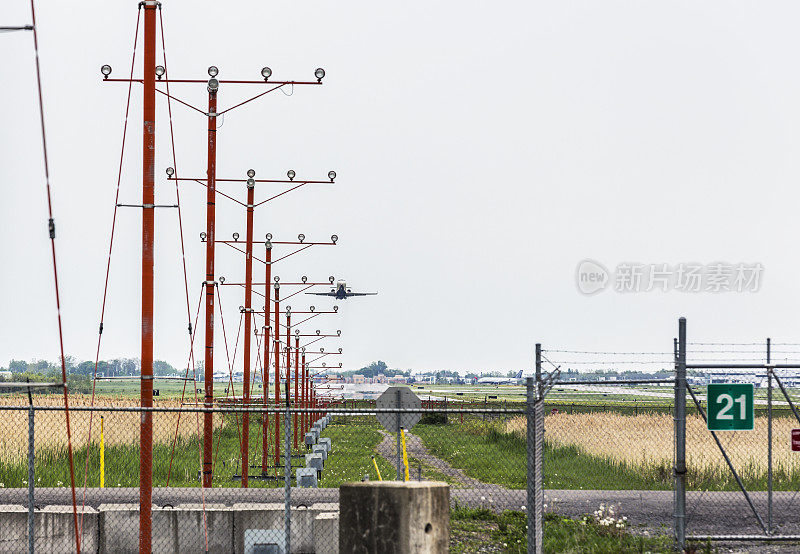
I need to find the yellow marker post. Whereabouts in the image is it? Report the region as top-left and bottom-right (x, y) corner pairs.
(400, 428), (410, 482)
(371, 455), (383, 481)
(100, 415), (105, 488)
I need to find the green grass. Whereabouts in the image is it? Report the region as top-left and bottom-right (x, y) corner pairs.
(414, 421), (674, 490)
(318, 422), (397, 486)
(450, 506), (675, 553)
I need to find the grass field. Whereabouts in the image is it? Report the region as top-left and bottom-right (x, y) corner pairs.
(0, 409), (391, 489)
(450, 507), (675, 553)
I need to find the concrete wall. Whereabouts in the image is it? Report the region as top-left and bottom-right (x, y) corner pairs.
(0, 505), (98, 553)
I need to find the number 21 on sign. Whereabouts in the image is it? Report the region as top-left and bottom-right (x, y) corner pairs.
(707, 383), (754, 431)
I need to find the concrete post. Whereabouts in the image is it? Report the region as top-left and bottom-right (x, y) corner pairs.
(340, 481), (449, 553)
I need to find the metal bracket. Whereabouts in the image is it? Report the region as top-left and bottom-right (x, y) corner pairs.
(539, 366), (562, 399)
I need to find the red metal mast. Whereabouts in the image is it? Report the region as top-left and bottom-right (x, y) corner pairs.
(262, 240), (272, 475)
(273, 282), (280, 471)
(202, 73), (218, 488)
(294, 334), (300, 449)
(241, 175), (255, 487)
(139, 1), (157, 551)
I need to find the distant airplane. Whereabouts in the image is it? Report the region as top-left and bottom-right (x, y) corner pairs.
(476, 370), (524, 385)
(307, 280), (377, 300)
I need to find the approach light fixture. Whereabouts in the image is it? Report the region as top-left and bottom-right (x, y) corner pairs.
(302, 276), (308, 283)
(336, 330), (341, 337)
(207, 78), (219, 92)
(328, 171), (336, 182)
(274, 282), (280, 290)
(274, 276), (280, 282)
(310, 306), (315, 312)
(239, 305), (245, 312)
(247, 169), (256, 178)
(208, 66), (219, 77)
(331, 234), (338, 244)
(232, 232), (240, 241)
(101, 64), (112, 78)
(316, 330), (320, 336)
(320, 348), (325, 353)
(166, 167), (175, 177)
(247, 178), (255, 188)
(338, 348), (342, 353)
(339, 362), (343, 368)
(155, 65), (165, 79)
(266, 233), (273, 241)
(333, 306), (338, 312)
(261, 66), (272, 80)
(315, 68), (325, 82)
(200, 232), (207, 241)
(328, 276), (335, 284)
(298, 233), (305, 243)
(322, 362), (327, 368)
(287, 169), (296, 181)
(219, 276), (226, 284)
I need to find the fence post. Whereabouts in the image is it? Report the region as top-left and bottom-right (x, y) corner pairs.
(28, 400), (35, 554)
(767, 338), (773, 534)
(674, 318), (687, 551)
(526, 343), (543, 554)
(395, 388), (403, 480)
(284, 385), (292, 553)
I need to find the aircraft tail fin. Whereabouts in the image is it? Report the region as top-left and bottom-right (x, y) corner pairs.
(515, 370), (523, 379)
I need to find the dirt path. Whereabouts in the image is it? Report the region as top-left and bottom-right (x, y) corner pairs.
(376, 429), (508, 492)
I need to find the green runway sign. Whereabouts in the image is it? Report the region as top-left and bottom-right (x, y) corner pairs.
(707, 383), (754, 431)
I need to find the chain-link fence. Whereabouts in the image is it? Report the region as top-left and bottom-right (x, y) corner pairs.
(0, 400), (532, 553)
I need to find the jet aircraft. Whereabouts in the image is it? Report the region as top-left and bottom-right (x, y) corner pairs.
(307, 280), (377, 300)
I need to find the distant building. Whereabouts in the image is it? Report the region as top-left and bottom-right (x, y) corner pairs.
(0, 370), (11, 380)
(353, 374), (365, 384)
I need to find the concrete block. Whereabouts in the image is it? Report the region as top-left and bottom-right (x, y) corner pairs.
(310, 503), (338, 513)
(244, 528), (285, 554)
(312, 445), (328, 461)
(313, 512), (339, 554)
(232, 503), (284, 554)
(310, 428), (320, 441)
(340, 481), (450, 553)
(291, 506), (314, 553)
(99, 504), (233, 554)
(305, 453), (324, 472)
(296, 468), (318, 488)
(318, 437), (332, 452)
(0, 505), (28, 552)
(37, 505), (98, 553)
(304, 432), (316, 447)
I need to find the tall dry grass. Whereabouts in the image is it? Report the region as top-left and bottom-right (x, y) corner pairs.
(505, 412), (800, 479)
(0, 396), (222, 463)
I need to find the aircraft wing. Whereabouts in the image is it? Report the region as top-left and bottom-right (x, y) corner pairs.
(345, 292), (378, 296)
(306, 292), (338, 297)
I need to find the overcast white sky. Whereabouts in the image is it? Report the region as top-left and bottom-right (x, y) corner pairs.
(4, 1), (800, 375)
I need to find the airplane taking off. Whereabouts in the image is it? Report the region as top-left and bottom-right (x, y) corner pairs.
(306, 280), (377, 300)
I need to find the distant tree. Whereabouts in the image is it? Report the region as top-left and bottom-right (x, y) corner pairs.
(9, 360), (28, 373)
(154, 360), (177, 376)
